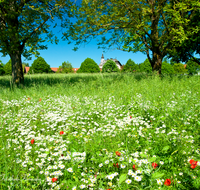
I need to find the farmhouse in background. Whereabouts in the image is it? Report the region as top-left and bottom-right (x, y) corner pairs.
(99, 54), (122, 69)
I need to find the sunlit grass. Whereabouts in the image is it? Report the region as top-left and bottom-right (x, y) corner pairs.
(0, 73), (200, 189)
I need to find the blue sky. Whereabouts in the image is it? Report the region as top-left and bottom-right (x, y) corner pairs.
(0, 27), (148, 68)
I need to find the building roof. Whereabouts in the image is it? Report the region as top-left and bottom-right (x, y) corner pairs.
(25, 67), (79, 73)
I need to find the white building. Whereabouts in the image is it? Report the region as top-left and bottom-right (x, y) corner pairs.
(99, 54), (122, 69)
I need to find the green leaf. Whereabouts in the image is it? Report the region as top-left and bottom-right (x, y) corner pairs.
(118, 174), (127, 184)
(140, 153), (147, 158)
(162, 146), (170, 152)
(152, 172), (165, 179)
(149, 157), (156, 162)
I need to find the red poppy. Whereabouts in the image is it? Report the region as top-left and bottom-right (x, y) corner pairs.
(61, 154), (64, 156)
(130, 116), (132, 119)
(60, 131), (64, 135)
(189, 159), (198, 169)
(132, 164), (137, 170)
(28, 97), (31, 101)
(52, 178), (58, 182)
(113, 163), (119, 168)
(116, 151), (121, 156)
(152, 162), (158, 169)
(164, 179), (171, 186)
(31, 139), (34, 144)
(39, 98), (42, 102)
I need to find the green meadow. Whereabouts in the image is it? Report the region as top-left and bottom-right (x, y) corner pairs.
(0, 73), (200, 190)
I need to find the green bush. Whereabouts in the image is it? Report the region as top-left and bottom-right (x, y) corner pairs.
(56, 61), (73, 73)
(28, 57), (52, 74)
(77, 58), (100, 73)
(186, 59), (200, 75)
(102, 60), (120, 73)
(4, 59), (12, 75)
(0, 61), (5, 76)
(173, 63), (187, 74)
(161, 61), (175, 74)
(122, 59), (139, 72)
(139, 59), (152, 73)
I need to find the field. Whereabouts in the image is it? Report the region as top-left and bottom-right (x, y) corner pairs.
(0, 73), (200, 190)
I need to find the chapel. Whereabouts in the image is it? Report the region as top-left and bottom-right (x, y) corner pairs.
(99, 54), (122, 69)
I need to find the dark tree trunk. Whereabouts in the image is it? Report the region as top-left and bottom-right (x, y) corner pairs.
(10, 52), (24, 86)
(152, 52), (163, 75)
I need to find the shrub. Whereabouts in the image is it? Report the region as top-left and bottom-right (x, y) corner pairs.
(4, 59), (12, 75)
(161, 61), (175, 74)
(122, 59), (139, 72)
(102, 60), (120, 73)
(186, 59), (200, 75)
(173, 63), (187, 74)
(77, 58), (100, 73)
(56, 61), (73, 73)
(139, 59), (152, 73)
(0, 61), (5, 76)
(28, 57), (52, 74)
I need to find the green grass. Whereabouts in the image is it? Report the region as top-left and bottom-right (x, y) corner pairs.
(0, 73), (200, 190)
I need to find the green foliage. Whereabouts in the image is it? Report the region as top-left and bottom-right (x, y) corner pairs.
(57, 61), (73, 73)
(28, 57), (52, 74)
(0, 62), (5, 76)
(173, 63), (187, 74)
(4, 60), (12, 75)
(186, 59), (200, 75)
(22, 62), (29, 67)
(102, 60), (120, 73)
(122, 59), (139, 72)
(77, 58), (100, 73)
(161, 61), (175, 74)
(139, 59), (152, 73)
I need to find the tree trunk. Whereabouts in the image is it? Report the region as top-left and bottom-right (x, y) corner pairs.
(10, 52), (24, 86)
(152, 52), (163, 75)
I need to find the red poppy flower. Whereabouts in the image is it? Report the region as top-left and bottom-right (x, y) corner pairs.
(39, 98), (42, 102)
(132, 164), (137, 170)
(52, 178), (58, 182)
(31, 139), (34, 144)
(130, 116), (132, 119)
(60, 131), (64, 135)
(164, 179), (171, 186)
(189, 159), (198, 169)
(113, 163), (119, 168)
(116, 151), (121, 156)
(152, 162), (158, 169)
(28, 97), (31, 101)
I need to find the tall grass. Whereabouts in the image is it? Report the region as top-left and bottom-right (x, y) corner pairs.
(0, 73), (200, 190)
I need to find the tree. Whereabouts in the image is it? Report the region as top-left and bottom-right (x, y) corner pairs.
(28, 57), (52, 74)
(23, 62), (29, 67)
(165, 0), (200, 65)
(64, 0), (191, 74)
(186, 59), (200, 75)
(0, 60), (5, 75)
(122, 59), (138, 72)
(77, 58), (100, 73)
(161, 61), (175, 74)
(56, 61), (73, 73)
(173, 63), (187, 74)
(4, 59), (12, 75)
(102, 60), (120, 73)
(0, 0), (75, 85)
(139, 59), (152, 73)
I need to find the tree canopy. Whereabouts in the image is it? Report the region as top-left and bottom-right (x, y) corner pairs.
(122, 59), (138, 72)
(165, 0), (200, 65)
(0, 0), (75, 85)
(63, 0), (199, 74)
(28, 57), (52, 74)
(102, 60), (120, 73)
(77, 58), (100, 73)
(56, 61), (73, 73)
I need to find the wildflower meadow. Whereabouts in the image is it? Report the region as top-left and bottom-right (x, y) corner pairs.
(0, 73), (200, 190)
